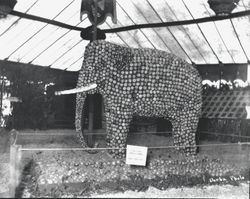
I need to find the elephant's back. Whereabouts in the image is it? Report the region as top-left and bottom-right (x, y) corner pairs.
(131, 49), (202, 111)
(131, 47), (202, 89)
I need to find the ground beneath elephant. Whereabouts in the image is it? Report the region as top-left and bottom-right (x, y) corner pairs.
(0, 129), (249, 198)
(90, 183), (249, 199)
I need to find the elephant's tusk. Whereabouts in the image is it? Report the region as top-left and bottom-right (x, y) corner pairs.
(55, 83), (97, 95)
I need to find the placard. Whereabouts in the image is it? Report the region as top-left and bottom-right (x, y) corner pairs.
(126, 145), (148, 166)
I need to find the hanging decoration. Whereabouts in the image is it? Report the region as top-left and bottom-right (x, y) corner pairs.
(80, 0), (117, 25)
(0, 0), (17, 18)
(80, 0), (117, 41)
(207, 0), (240, 16)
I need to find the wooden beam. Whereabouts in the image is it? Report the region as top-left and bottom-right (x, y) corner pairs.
(103, 10), (250, 33)
(9, 10), (83, 31)
(8, 9), (250, 33)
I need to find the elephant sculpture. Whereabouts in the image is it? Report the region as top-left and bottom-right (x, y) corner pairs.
(56, 40), (202, 159)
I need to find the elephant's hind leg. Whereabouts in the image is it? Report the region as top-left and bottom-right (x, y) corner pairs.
(171, 110), (199, 156)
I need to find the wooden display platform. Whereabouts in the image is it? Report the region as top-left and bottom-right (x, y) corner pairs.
(5, 129), (249, 198)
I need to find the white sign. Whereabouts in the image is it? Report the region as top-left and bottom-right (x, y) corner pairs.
(126, 145), (148, 166)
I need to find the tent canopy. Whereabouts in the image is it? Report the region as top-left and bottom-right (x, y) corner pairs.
(0, 0), (250, 71)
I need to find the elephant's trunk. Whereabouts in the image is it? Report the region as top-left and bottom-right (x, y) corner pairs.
(75, 92), (88, 147)
(75, 89), (99, 152)
(54, 83), (97, 148)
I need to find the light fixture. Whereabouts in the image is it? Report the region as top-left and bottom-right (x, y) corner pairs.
(0, 0), (17, 19)
(207, 0), (239, 16)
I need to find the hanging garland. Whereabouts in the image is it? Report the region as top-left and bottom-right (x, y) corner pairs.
(202, 81), (250, 95)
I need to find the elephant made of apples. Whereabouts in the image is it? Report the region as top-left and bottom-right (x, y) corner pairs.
(58, 40), (202, 159)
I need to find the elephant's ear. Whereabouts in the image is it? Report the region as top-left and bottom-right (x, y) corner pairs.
(112, 45), (133, 70)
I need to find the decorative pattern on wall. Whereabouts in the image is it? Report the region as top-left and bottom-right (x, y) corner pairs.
(202, 90), (250, 119)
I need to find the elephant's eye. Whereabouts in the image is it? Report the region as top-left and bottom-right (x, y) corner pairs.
(87, 66), (93, 71)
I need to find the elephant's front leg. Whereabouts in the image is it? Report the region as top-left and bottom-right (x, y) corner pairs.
(106, 106), (133, 159)
(105, 110), (112, 145)
(102, 98), (115, 147)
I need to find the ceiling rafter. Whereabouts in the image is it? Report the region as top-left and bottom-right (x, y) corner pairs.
(0, 0), (39, 38)
(202, 3), (236, 63)
(8, 5), (250, 34)
(102, 9), (250, 33)
(117, 1), (157, 49)
(229, 19), (249, 61)
(50, 39), (83, 67)
(19, 9), (80, 62)
(132, 0), (172, 53)
(104, 21), (130, 47)
(9, 9), (83, 31)
(0, 0), (250, 71)
(241, 0), (250, 10)
(6, 0), (76, 61)
(29, 30), (77, 64)
(55, 45), (86, 70)
(148, 0), (192, 62)
(110, 19), (143, 48)
(181, 0), (220, 63)
(43, 33), (83, 66)
(29, 17), (87, 64)
(240, 0), (250, 33)
(55, 54), (77, 69)
(65, 55), (84, 71)
(163, 0), (207, 63)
